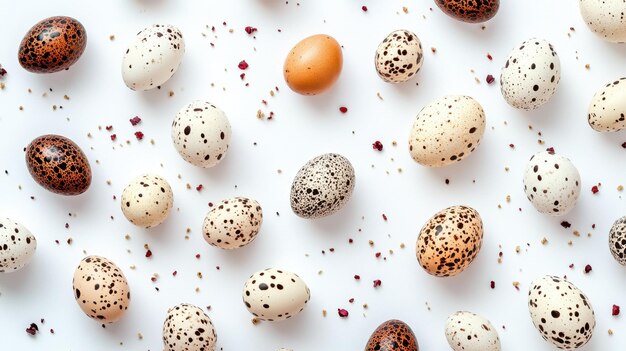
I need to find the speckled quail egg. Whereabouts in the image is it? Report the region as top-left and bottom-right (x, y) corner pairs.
(523, 151), (581, 216)
(0, 218), (36, 273)
(416, 205), (483, 277)
(588, 78), (626, 132)
(375, 30), (424, 83)
(242, 268), (310, 321)
(434, 0), (500, 23)
(203, 197), (263, 249)
(163, 303), (217, 351)
(445, 311), (501, 351)
(580, 0), (626, 43)
(290, 153), (355, 219)
(528, 276), (595, 349)
(609, 215), (626, 266)
(172, 101), (232, 168)
(409, 95), (486, 167)
(121, 174), (174, 228)
(72, 256), (130, 323)
(500, 38), (560, 110)
(365, 319), (419, 351)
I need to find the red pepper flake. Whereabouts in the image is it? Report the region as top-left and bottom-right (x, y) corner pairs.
(348, 238), (353, 244)
(151, 276), (157, 282)
(196, 253), (201, 259)
(546, 147), (555, 155)
(208, 202), (213, 207)
(509, 144), (515, 149)
(591, 185), (600, 194)
(349, 298), (354, 303)
(372, 141), (383, 151)
(337, 308), (349, 317)
(238, 60), (249, 70)
(172, 271), (177, 276)
(592, 224), (596, 229)
(329, 248), (335, 252)
(211, 26), (216, 32)
(569, 263), (574, 269)
(240, 73), (245, 80)
(339, 106), (348, 113)
(490, 281), (495, 289)
(196, 184), (203, 191)
(0, 65), (7, 77)
(622, 142), (626, 148)
(361, 5), (368, 11)
(487, 53), (493, 60)
(486, 74), (495, 84)
(110, 134), (117, 141)
(50, 329), (54, 334)
(382, 213), (388, 221)
(560, 221), (571, 228)
(65, 223), (69, 229)
(134, 131), (144, 140)
(354, 274), (360, 280)
(612, 304), (621, 316)
(375, 252), (381, 258)
(584, 264), (592, 274)
(373, 279), (382, 288)
(105, 125), (113, 131)
(129, 116), (141, 126)
(145, 249), (152, 258)
(26, 323), (38, 336)
(244, 26), (257, 34)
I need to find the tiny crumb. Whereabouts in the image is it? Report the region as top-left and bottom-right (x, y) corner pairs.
(168, 91), (175, 97)
(608, 329), (614, 336)
(251, 317), (260, 325)
(431, 47), (437, 53)
(512, 281), (520, 290)
(402, 6), (409, 13)
(541, 237), (549, 245)
(585, 63), (590, 70)
(137, 333), (143, 340)
(109, 35), (115, 41)
(322, 309), (327, 317)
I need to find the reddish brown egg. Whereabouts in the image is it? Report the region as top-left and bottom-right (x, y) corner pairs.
(434, 0), (500, 23)
(365, 320), (419, 351)
(25, 135), (92, 195)
(18, 16), (87, 73)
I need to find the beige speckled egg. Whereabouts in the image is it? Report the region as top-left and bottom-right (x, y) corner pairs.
(445, 311), (501, 351)
(588, 78), (626, 132)
(409, 95), (486, 167)
(203, 197), (263, 249)
(580, 0), (626, 43)
(242, 268), (310, 321)
(0, 218), (36, 273)
(375, 30), (424, 83)
(121, 174), (173, 228)
(72, 256), (130, 323)
(416, 206), (483, 277)
(163, 303), (217, 351)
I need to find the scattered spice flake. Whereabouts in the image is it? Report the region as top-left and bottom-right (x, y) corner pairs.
(431, 47), (437, 53)
(490, 281), (495, 289)
(238, 60), (249, 70)
(244, 26), (257, 34)
(546, 147), (555, 155)
(26, 323), (38, 336)
(618, 185), (624, 192)
(105, 125), (113, 131)
(145, 249), (152, 258)
(382, 213), (387, 221)
(373, 279), (382, 288)
(622, 142), (626, 148)
(591, 185), (600, 194)
(487, 53), (493, 60)
(134, 131), (144, 140)
(584, 264), (592, 273)
(0, 65), (7, 77)
(361, 5), (368, 11)
(486, 74), (495, 84)
(354, 275), (360, 280)
(339, 106), (348, 113)
(172, 271), (177, 277)
(613, 304), (620, 316)
(110, 134), (117, 141)
(560, 221), (572, 228)
(372, 141), (383, 151)
(337, 308), (349, 317)
(196, 184), (203, 192)
(512, 281), (520, 290)
(240, 73), (245, 80)
(129, 116), (141, 126)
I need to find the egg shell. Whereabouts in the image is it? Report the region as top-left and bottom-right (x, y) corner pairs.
(416, 206), (483, 277)
(25, 134), (92, 195)
(18, 16), (87, 73)
(528, 276), (595, 349)
(172, 101), (231, 167)
(122, 24), (185, 91)
(121, 174), (173, 228)
(72, 256), (130, 323)
(580, 0), (626, 43)
(365, 319), (419, 351)
(203, 197), (263, 249)
(523, 151), (581, 216)
(500, 38), (560, 110)
(434, 0), (499, 23)
(445, 311), (501, 351)
(242, 268), (310, 321)
(409, 95), (486, 167)
(283, 34), (342, 95)
(587, 78), (626, 132)
(163, 303), (217, 351)
(0, 218), (36, 273)
(290, 153), (355, 219)
(609, 215), (626, 266)
(375, 30), (424, 83)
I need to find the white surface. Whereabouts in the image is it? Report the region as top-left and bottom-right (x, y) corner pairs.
(0, 0), (625, 350)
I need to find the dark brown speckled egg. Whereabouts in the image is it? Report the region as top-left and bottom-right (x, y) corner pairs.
(25, 135), (91, 195)
(434, 0), (500, 23)
(365, 320), (419, 351)
(18, 16), (87, 73)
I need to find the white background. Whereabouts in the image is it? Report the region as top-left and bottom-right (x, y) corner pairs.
(0, 0), (625, 350)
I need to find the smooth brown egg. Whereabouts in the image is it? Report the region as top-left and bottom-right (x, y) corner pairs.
(18, 16), (87, 73)
(283, 34), (342, 95)
(434, 0), (500, 23)
(365, 320), (419, 351)
(25, 135), (92, 195)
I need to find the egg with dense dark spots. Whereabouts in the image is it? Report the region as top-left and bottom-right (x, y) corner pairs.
(434, 0), (500, 23)
(163, 303), (217, 351)
(25, 135), (92, 195)
(18, 16), (87, 73)
(365, 319), (419, 351)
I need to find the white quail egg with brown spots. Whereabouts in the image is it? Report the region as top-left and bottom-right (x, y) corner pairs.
(163, 303), (217, 351)
(242, 268), (310, 321)
(580, 0), (626, 43)
(445, 311), (501, 351)
(609, 215), (626, 265)
(172, 101), (232, 168)
(409, 95), (486, 167)
(0, 218), (36, 273)
(72, 256), (130, 323)
(121, 174), (174, 228)
(122, 24), (185, 91)
(290, 153), (355, 219)
(500, 38), (560, 110)
(528, 276), (595, 349)
(523, 151), (581, 216)
(203, 197), (263, 249)
(375, 30), (424, 83)
(588, 78), (626, 132)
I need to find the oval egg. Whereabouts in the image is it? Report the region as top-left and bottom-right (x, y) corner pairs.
(588, 78), (626, 132)
(500, 38), (560, 110)
(416, 205), (483, 277)
(375, 30), (424, 83)
(72, 256), (130, 323)
(25, 135), (92, 195)
(523, 151), (581, 216)
(283, 34), (342, 95)
(242, 268), (310, 321)
(18, 16), (87, 73)
(365, 319), (419, 351)
(172, 101), (232, 167)
(445, 311), (501, 351)
(0, 218), (36, 273)
(528, 276), (595, 349)
(409, 95), (486, 167)
(290, 153), (355, 219)
(580, 0), (626, 43)
(609, 215), (626, 266)
(121, 174), (173, 228)
(434, 0), (500, 23)
(122, 24), (185, 91)
(203, 197), (263, 249)
(163, 303), (217, 351)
